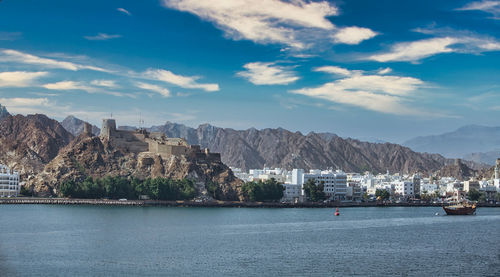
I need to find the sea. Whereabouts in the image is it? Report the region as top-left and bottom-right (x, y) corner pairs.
(0, 205), (499, 276)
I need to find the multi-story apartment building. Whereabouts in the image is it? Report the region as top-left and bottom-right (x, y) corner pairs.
(0, 165), (20, 197)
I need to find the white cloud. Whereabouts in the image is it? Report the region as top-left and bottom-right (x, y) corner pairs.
(142, 69), (219, 92)
(237, 62), (299, 85)
(161, 0), (376, 49)
(457, 0), (500, 19)
(291, 66), (430, 116)
(0, 97), (54, 115)
(117, 8), (132, 16)
(84, 33), (122, 41)
(0, 97), (51, 108)
(0, 71), (48, 87)
(377, 67), (392, 75)
(91, 79), (118, 88)
(42, 81), (92, 91)
(368, 37), (458, 62)
(333, 27), (377, 45)
(367, 33), (500, 63)
(0, 49), (109, 72)
(135, 82), (171, 97)
(314, 66), (352, 76)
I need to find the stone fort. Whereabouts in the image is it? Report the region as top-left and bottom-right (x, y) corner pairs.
(89, 119), (221, 161)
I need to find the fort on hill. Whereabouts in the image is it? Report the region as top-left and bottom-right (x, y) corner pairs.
(91, 119), (221, 162)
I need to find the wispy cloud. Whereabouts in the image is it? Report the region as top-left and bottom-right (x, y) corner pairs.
(0, 49), (110, 72)
(84, 33), (122, 41)
(161, 0), (376, 50)
(0, 71), (48, 87)
(0, 31), (22, 41)
(42, 81), (92, 91)
(90, 79), (118, 88)
(366, 34), (500, 63)
(0, 97), (53, 115)
(135, 82), (171, 97)
(117, 8), (132, 16)
(237, 62), (299, 85)
(457, 0), (500, 19)
(290, 66), (442, 116)
(142, 69), (219, 92)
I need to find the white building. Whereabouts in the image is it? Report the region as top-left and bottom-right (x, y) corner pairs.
(0, 165), (20, 197)
(393, 181), (414, 198)
(303, 170), (347, 201)
(282, 184), (302, 202)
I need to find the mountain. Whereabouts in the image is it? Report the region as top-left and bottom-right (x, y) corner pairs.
(403, 125), (500, 161)
(0, 114), (74, 176)
(150, 122), (447, 174)
(60, 115), (100, 136)
(0, 104), (9, 120)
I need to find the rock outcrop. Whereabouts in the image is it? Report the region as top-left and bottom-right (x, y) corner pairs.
(29, 133), (242, 199)
(0, 114), (74, 178)
(434, 159), (477, 180)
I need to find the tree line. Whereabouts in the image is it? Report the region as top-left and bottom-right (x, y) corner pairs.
(59, 176), (196, 200)
(241, 178), (284, 202)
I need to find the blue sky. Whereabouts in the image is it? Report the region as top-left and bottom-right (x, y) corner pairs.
(0, 0), (499, 143)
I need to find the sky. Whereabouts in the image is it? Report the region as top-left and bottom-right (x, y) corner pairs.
(0, 0), (499, 143)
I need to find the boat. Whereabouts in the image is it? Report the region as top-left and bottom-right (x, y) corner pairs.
(442, 203), (476, 215)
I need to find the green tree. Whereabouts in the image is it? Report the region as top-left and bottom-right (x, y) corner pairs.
(302, 179), (326, 202)
(468, 188), (480, 201)
(241, 178), (284, 202)
(375, 189), (390, 200)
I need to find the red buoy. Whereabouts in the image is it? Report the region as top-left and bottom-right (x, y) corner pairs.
(335, 207), (340, 216)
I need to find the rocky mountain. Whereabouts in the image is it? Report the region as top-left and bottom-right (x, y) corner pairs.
(404, 125), (500, 162)
(60, 115), (100, 136)
(0, 114), (74, 177)
(150, 122), (448, 174)
(29, 132), (242, 199)
(0, 104), (9, 120)
(434, 159), (477, 180)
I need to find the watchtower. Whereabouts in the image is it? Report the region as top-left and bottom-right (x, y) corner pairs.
(100, 119), (116, 139)
(83, 122), (93, 137)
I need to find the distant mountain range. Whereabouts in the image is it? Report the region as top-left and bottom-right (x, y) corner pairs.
(403, 125), (500, 165)
(56, 115), (488, 175)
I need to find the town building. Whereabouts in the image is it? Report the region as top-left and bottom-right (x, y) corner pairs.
(303, 169), (347, 201)
(393, 181), (414, 198)
(0, 165), (20, 197)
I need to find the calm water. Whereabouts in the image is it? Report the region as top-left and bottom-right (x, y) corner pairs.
(0, 205), (499, 276)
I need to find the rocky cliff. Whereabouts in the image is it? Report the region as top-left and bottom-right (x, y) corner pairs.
(434, 159), (478, 180)
(0, 114), (74, 177)
(150, 122), (449, 174)
(61, 115), (100, 136)
(29, 133), (242, 199)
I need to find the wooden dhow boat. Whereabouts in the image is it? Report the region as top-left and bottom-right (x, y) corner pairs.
(442, 203), (476, 215)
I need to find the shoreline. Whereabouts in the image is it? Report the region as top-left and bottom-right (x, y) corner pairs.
(1, 197), (499, 208)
